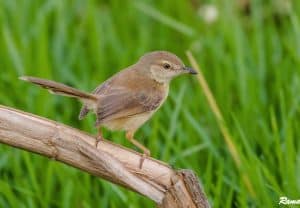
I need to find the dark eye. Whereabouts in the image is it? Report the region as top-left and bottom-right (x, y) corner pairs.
(163, 63), (171, 69)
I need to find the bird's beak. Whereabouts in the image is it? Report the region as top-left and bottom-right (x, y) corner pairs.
(183, 67), (198, 75)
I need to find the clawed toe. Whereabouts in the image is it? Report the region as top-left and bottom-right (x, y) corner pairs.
(95, 128), (104, 147)
(139, 152), (150, 169)
(95, 136), (102, 147)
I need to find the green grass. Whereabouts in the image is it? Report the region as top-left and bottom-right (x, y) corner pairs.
(0, 0), (300, 207)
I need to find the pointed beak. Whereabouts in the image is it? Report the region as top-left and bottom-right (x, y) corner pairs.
(183, 66), (198, 75)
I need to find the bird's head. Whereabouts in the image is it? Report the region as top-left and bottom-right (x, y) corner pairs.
(138, 51), (197, 84)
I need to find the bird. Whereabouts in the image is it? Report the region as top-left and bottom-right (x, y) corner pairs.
(20, 51), (197, 168)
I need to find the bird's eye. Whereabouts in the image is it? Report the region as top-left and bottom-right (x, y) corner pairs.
(163, 63), (171, 69)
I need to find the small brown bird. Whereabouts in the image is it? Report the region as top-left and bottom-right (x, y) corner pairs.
(20, 51), (197, 167)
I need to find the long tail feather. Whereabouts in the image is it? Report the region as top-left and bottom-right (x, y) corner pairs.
(20, 76), (98, 104)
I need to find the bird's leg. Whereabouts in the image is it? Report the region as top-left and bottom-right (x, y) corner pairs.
(125, 131), (150, 169)
(95, 128), (103, 147)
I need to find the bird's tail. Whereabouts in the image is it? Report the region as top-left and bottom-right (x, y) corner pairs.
(20, 76), (98, 106)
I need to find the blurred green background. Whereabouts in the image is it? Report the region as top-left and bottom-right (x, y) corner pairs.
(0, 0), (299, 207)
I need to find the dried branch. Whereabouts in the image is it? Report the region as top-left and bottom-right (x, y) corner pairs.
(0, 105), (210, 208)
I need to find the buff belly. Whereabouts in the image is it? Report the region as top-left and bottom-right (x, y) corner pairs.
(102, 111), (154, 131)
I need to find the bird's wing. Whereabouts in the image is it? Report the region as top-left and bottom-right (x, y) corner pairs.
(78, 77), (115, 119)
(95, 87), (164, 126)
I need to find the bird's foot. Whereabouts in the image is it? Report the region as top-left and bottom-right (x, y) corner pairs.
(95, 128), (104, 148)
(139, 150), (150, 169)
(95, 134), (103, 148)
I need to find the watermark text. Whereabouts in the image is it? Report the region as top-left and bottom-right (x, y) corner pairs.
(279, 197), (300, 205)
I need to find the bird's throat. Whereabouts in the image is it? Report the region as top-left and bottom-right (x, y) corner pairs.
(150, 68), (171, 84)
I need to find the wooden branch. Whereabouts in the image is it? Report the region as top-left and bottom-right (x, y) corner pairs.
(0, 105), (210, 208)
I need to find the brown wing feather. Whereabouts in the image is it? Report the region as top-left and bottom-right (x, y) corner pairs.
(79, 78), (114, 119)
(78, 68), (132, 119)
(95, 89), (163, 127)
